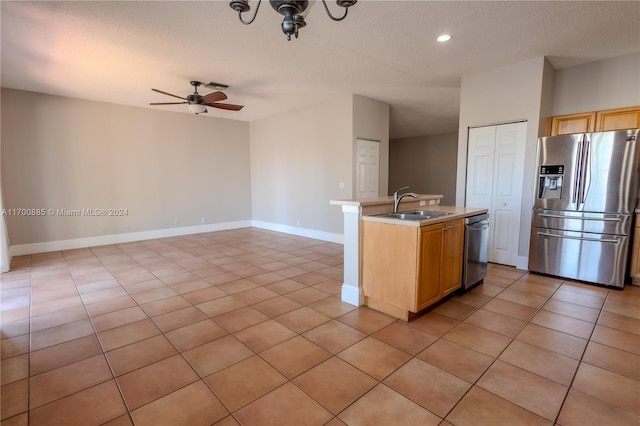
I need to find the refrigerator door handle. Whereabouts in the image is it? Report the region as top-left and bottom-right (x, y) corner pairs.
(581, 135), (591, 204)
(538, 213), (622, 222)
(573, 135), (584, 203)
(537, 231), (619, 244)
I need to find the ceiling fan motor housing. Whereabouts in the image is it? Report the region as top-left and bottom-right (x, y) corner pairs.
(187, 94), (203, 105)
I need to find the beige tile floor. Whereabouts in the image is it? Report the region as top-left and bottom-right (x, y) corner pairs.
(1, 227), (639, 425)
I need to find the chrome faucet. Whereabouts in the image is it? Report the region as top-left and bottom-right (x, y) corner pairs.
(393, 186), (419, 212)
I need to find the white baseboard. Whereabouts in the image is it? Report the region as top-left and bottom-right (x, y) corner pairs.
(9, 221), (253, 256)
(8, 220), (345, 257)
(251, 220), (344, 244)
(341, 283), (362, 307)
(515, 255), (529, 271)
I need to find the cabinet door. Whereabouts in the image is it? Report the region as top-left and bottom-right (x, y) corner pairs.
(416, 224), (443, 311)
(362, 221), (418, 311)
(596, 107), (640, 132)
(441, 220), (464, 296)
(547, 112), (596, 136)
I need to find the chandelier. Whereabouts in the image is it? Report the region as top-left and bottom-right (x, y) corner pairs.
(230, 0), (357, 41)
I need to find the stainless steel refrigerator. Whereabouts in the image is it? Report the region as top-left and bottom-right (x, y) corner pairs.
(528, 129), (640, 288)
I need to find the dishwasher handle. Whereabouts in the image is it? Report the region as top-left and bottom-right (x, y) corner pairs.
(465, 213), (490, 225)
(467, 220), (489, 231)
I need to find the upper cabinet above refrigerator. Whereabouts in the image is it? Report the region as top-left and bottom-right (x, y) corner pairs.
(546, 105), (640, 136)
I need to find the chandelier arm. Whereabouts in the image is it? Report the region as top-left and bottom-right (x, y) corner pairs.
(238, 0), (262, 25)
(321, 0), (349, 21)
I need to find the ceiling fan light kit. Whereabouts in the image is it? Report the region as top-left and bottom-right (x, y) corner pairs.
(188, 103), (207, 114)
(230, 0), (357, 41)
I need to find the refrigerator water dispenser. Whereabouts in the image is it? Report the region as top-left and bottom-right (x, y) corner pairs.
(537, 165), (564, 199)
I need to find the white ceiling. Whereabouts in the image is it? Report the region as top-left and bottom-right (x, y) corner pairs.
(2, 1), (639, 139)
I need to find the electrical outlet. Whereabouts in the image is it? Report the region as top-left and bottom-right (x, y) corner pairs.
(296, 219), (301, 226)
(420, 200), (426, 206)
(201, 217), (205, 224)
(339, 182), (345, 189)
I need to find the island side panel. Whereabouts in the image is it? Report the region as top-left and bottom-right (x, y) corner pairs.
(340, 204), (362, 305)
(361, 221), (418, 320)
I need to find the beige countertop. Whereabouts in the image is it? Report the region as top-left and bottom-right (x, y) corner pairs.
(361, 205), (488, 227)
(330, 194), (443, 207)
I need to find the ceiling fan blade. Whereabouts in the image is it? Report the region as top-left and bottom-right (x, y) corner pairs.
(151, 88), (187, 100)
(206, 102), (244, 111)
(149, 102), (188, 105)
(202, 91), (228, 103)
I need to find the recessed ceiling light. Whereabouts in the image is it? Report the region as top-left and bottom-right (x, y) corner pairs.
(437, 34), (452, 42)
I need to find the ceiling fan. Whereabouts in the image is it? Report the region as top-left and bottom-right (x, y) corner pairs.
(149, 81), (244, 114)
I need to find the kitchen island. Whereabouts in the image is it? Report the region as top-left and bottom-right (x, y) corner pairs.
(361, 206), (487, 320)
(330, 195), (485, 319)
(330, 195), (443, 307)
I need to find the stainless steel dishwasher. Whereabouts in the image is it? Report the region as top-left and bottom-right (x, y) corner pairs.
(463, 213), (490, 290)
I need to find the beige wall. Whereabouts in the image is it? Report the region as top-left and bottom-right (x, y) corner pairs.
(389, 132), (457, 205)
(250, 94), (390, 236)
(2, 89), (390, 250)
(250, 95), (354, 235)
(455, 56), (549, 263)
(552, 52), (640, 115)
(1, 89), (251, 246)
(353, 95), (390, 198)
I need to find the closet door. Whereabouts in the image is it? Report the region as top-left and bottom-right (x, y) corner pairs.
(466, 126), (496, 214)
(466, 122), (526, 266)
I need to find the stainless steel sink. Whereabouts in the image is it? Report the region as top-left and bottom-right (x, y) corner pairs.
(404, 210), (452, 218)
(373, 210), (452, 220)
(375, 212), (426, 220)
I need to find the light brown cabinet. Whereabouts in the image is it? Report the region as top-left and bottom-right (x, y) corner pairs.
(361, 218), (464, 320)
(546, 106), (640, 136)
(416, 220), (464, 311)
(546, 112), (596, 136)
(596, 106), (640, 132)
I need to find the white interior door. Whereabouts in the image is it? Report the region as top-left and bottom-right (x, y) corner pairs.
(490, 123), (526, 265)
(466, 122), (526, 266)
(356, 139), (380, 199)
(466, 126), (496, 211)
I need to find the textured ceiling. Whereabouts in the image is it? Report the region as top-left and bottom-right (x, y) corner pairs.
(2, 1), (639, 139)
